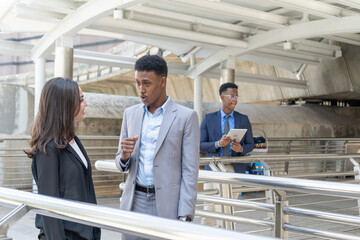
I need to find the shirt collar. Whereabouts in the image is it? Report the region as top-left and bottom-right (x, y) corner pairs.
(143, 96), (171, 115)
(220, 109), (234, 119)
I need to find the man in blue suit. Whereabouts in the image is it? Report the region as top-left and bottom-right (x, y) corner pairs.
(200, 82), (254, 173)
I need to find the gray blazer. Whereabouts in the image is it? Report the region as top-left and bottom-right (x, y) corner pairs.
(115, 99), (200, 220)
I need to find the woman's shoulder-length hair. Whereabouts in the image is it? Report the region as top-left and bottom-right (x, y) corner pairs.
(25, 77), (80, 158)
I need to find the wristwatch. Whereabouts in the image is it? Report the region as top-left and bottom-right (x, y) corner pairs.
(178, 216), (192, 222)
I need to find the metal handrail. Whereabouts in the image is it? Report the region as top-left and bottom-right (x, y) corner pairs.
(0, 135), (119, 142)
(283, 225), (360, 240)
(267, 137), (360, 141)
(96, 159), (360, 239)
(197, 194), (274, 212)
(0, 187), (274, 240)
(199, 153), (360, 165)
(197, 194), (360, 226)
(198, 171), (360, 199)
(95, 159), (360, 199)
(95, 153), (360, 167)
(283, 206), (360, 226)
(3, 136), (360, 141)
(0, 135), (121, 195)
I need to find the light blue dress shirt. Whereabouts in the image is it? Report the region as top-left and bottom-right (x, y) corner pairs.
(136, 97), (170, 187)
(215, 109), (234, 156)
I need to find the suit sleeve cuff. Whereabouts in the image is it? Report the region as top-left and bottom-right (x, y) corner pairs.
(119, 158), (130, 168)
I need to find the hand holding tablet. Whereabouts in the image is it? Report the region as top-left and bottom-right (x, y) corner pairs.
(226, 129), (247, 142)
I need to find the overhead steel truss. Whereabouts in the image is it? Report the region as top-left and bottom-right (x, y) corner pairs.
(0, 0), (359, 87)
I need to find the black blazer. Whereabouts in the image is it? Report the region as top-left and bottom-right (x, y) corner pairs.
(32, 136), (101, 240)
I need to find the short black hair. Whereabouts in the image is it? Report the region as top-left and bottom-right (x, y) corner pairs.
(134, 55), (168, 77)
(219, 82), (238, 95)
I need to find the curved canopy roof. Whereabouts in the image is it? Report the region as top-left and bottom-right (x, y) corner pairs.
(0, 0), (360, 84)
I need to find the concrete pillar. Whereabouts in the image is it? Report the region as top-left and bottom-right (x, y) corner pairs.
(220, 57), (235, 85)
(194, 75), (203, 123)
(34, 58), (46, 117)
(54, 35), (73, 78)
(33, 57), (46, 193)
(189, 53), (203, 122)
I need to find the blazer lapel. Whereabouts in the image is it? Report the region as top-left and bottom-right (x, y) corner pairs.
(66, 137), (88, 170)
(134, 105), (145, 162)
(153, 99), (176, 158)
(74, 136), (91, 170)
(216, 110), (222, 138)
(234, 111), (240, 129)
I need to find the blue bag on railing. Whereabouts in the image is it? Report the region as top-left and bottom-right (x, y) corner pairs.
(249, 162), (264, 175)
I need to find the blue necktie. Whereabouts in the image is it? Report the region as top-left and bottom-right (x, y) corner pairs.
(223, 115), (230, 156)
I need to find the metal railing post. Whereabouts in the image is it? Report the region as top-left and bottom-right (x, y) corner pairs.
(204, 161), (224, 227)
(0, 204), (29, 240)
(284, 141), (292, 174)
(274, 190), (288, 239)
(324, 140), (329, 154)
(286, 140), (292, 154)
(216, 162), (235, 230)
(261, 160), (274, 221)
(349, 157), (360, 216)
(97, 65), (101, 77)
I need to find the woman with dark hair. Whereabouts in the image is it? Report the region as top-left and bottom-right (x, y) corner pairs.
(25, 77), (101, 240)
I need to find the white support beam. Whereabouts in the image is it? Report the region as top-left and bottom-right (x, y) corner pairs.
(31, 0), (148, 59)
(95, 18), (248, 49)
(268, 0), (357, 18)
(327, 33), (360, 46)
(187, 16), (360, 78)
(194, 76), (203, 122)
(0, 39), (32, 57)
(294, 39), (341, 51)
(75, 50), (137, 63)
(265, 45), (338, 60)
(34, 58), (46, 116)
(252, 51), (321, 65)
(128, 5), (260, 35)
(72, 49), (136, 69)
(236, 54), (304, 73)
(54, 35), (74, 78)
(169, 0), (288, 28)
(86, 23), (223, 54)
(247, 16), (360, 49)
(72, 50), (306, 89)
(15, 3), (66, 21)
(204, 70), (308, 89)
(73, 50), (190, 76)
(0, 0), (19, 23)
(28, 0), (79, 14)
(336, 0), (360, 10)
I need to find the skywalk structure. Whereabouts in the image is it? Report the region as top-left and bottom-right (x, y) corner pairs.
(1, 0), (360, 239)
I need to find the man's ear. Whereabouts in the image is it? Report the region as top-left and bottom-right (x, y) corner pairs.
(160, 76), (167, 88)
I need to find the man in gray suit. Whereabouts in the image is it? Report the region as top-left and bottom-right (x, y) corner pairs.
(115, 55), (200, 240)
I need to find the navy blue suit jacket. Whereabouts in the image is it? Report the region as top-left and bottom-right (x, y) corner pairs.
(200, 110), (254, 172)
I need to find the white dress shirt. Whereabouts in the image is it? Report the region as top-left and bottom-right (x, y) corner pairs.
(69, 140), (88, 168)
(120, 97), (170, 187)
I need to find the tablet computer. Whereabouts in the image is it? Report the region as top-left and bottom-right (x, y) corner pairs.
(226, 129), (247, 142)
